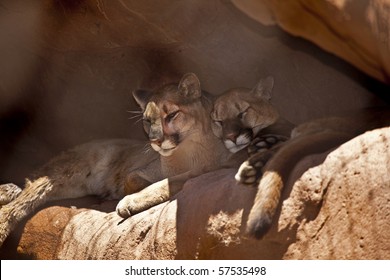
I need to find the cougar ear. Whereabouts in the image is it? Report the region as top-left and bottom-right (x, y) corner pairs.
(132, 89), (151, 111)
(252, 76), (274, 101)
(178, 73), (202, 99)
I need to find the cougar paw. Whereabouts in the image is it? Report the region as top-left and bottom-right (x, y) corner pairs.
(116, 194), (146, 219)
(116, 196), (135, 219)
(0, 183), (22, 206)
(247, 145), (267, 157)
(235, 148), (272, 185)
(235, 160), (262, 185)
(248, 134), (288, 156)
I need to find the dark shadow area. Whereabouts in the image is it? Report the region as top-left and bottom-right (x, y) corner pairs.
(224, 0), (390, 105)
(173, 169), (292, 259)
(1, 0), (390, 260)
(1, 0), (389, 185)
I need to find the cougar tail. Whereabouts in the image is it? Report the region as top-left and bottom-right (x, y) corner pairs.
(246, 130), (353, 239)
(0, 176), (54, 247)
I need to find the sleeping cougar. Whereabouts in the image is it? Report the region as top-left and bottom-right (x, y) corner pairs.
(212, 76), (390, 239)
(0, 73), (241, 247)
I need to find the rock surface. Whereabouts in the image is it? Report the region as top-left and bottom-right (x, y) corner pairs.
(2, 127), (389, 259)
(233, 0), (390, 83)
(1, 0), (390, 260)
(1, 0), (388, 186)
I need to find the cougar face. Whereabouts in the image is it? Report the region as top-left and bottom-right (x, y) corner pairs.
(142, 99), (186, 157)
(211, 91), (254, 153)
(133, 73), (209, 157)
(211, 77), (279, 153)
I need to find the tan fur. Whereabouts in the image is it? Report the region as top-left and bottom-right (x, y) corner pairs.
(211, 77), (390, 239)
(116, 73), (238, 218)
(246, 108), (390, 239)
(211, 77), (294, 187)
(0, 139), (157, 247)
(0, 73), (237, 247)
(211, 76), (293, 154)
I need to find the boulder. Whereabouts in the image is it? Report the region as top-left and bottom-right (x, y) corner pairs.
(1, 0), (388, 186)
(4, 127), (389, 259)
(233, 0), (390, 83)
(1, 0), (390, 260)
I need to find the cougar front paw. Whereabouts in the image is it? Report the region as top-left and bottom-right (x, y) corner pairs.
(235, 150), (274, 185)
(235, 156), (266, 185)
(248, 134), (288, 156)
(116, 196), (136, 219)
(235, 161), (259, 185)
(0, 183), (22, 206)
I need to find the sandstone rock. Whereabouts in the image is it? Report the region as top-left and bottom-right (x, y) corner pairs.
(1, 0), (387, 186)
(284, 128), (390, 259)
(233, 0), (390, 83)
(1, 0), (390, 261)
(3, 127), (389, 259)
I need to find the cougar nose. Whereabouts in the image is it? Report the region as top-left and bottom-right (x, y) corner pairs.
(225, 132), (238, 143)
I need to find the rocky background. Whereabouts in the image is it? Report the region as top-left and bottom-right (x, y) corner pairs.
(0, 0), (389, 259)
(6, 128), (390, 260)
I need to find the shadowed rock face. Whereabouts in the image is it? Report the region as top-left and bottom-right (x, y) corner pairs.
(1, 0), (388, 185)
(0, 0), (390, 259)
(233, 0), (390, 84)
(2, 128), (390, 260)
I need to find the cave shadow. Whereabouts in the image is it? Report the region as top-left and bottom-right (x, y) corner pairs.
(171, 148), (333, 259)
(2, 0), (390, 260)
(171, 168), (299, 259)
(223, 1), (390, 105)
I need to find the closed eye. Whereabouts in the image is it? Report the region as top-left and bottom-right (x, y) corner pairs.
(166, 111), (179, 122)
(238, 110), (248, 120)
(142, 118), (151, 132)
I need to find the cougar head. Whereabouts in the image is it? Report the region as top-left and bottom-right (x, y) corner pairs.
(211, 76), (279, 153)
(133, 73), (211, 157)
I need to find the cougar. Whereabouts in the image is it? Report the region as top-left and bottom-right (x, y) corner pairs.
(211, 76), (294, 184)
(212, 77), (390, 240)
(0, 73), (239, 247)
(244, 108), (390, 238)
